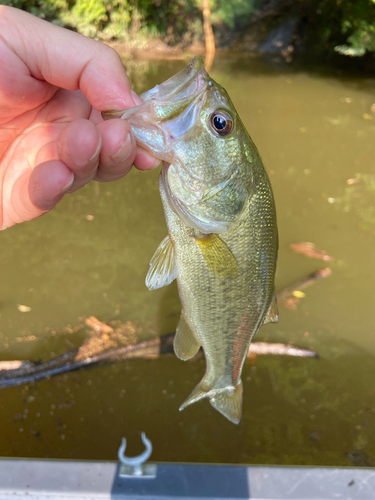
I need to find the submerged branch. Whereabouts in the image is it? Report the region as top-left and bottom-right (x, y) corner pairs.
(248, 342), (317, 358)
(0, 330), (317, 390)
(0, 267), (329, 389)
(0, 336), (172, 389)
(276, 267), (332, 303)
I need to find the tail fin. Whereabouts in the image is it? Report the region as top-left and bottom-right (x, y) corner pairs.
(179, 381), (209, 411)
(179, 380), (243, 425)
(210, 382), (243, 425)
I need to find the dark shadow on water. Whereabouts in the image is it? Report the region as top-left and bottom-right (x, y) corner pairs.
(212, 52), (375, 91)
(156, 281), (181, 337)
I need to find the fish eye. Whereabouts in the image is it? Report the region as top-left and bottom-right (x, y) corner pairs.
(210, 110), (233, 136)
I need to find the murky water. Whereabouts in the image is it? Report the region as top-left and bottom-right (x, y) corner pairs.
(0, 55), (374, 466)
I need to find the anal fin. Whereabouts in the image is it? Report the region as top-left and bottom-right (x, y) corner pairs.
(146, 235), (177, 290)
(263, 291), (279, 324)
(174, 313), (201, 361)
(209, 382), (243, 425)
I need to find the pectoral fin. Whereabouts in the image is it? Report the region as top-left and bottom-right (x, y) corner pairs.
(263, 291), (279, 324)
(174, 313), (201, 360)
(194, 234), (239, 278)
(145, 235), (177, 290)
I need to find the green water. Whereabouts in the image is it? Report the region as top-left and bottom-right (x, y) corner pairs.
(0, 55), (374, 466)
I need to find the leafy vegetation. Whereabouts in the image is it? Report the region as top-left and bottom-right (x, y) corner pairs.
(210, 0), (260, 30)
(307, 0), (375, 57)
(1, 0), (68, 25)
(0, 0), (374, 58)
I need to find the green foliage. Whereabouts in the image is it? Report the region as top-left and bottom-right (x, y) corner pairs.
(0, 0), (262, 42)
(3, 0), (375, 58)
(211, 0), (260, 29)
(59, 0), (137, 38)
(1, 0), (204, 41)
(336, 19), (375, 56)
(136, 0), (202, 41)
(0, 0), (68, 24)
(63, 0), (107, 36)
(312, 0), (375, 57)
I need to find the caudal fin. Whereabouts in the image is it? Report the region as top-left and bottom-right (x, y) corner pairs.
(179, 380), (243, 425)
(210, 382), (243, 425)
(179, 381), (209, 411)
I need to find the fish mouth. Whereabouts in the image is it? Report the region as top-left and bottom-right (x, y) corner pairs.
(140, 56), (208, 104)
(102, 56), (208, 123)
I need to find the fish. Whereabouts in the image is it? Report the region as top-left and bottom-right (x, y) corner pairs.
(103, 56), (278, 424)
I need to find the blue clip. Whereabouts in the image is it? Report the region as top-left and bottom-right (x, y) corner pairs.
(118, 433), (156, 478)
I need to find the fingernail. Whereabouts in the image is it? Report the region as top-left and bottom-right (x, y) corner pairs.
(88, 138), (102, 163)
(131, 90), (143, 105)
(110, 134), (133, 163)
(60, 172), (74, 193)
(150, 157), (161, 168)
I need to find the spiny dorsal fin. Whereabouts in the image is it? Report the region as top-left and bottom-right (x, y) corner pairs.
(174, 313), (201, 361)
(209, 382), (243, 425)
(194, 234), (239, 278)
(263, 291), (279, 324)
(145, 235), (177, 290)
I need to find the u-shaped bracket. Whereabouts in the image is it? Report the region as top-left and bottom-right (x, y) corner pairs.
(118, 433), (156, 478)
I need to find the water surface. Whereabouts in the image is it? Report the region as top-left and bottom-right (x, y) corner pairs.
(0, 55), (374, 466)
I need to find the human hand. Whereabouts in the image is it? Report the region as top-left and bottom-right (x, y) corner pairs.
(0, 6), (159, 229)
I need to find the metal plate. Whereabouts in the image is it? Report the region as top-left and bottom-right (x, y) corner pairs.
(0, 459), (375, 499)
(118, 463), (157, 478)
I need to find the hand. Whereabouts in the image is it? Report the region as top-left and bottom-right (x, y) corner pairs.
(0, 6), (159, 229)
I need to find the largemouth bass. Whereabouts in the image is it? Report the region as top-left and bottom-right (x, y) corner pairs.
(103, 57), (278, 424)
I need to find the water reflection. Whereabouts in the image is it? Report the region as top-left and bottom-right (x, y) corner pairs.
(334, 173), (375, 231)
(0, 55), (374, 465)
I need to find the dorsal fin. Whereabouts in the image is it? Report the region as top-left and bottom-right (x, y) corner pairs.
(145, 235), (177, 290)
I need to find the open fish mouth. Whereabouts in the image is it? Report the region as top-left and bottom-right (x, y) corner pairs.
(140, 56), (208, 104)
(101, 56), (208, 124)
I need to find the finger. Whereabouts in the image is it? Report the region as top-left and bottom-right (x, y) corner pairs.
(56, 119), (101, 192)
(39, 88), (92, 123)
(133, 147), (161, 171)
(0, 7), (136, 111)
(2, 160), (74, 228)
(28, 161), (74, 211)
(89, 108), (103, 125)
(94, 119), (136, 182)
(0, 33), (57, 118)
